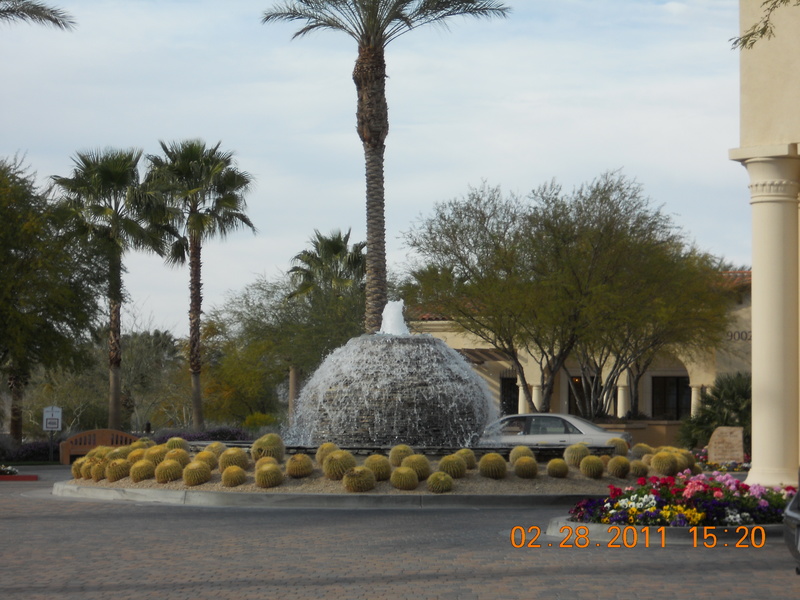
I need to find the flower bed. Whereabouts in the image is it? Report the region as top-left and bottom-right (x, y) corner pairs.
(693, 447), (751, 473)
(569, 471), (796, 527)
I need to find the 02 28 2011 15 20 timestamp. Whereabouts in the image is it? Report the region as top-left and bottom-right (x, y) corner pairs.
(509, 525), (768, 548)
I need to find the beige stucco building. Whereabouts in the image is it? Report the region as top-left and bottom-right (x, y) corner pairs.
(729, 1), (800, 486)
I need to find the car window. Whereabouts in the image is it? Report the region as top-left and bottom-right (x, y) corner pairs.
(562, 419), (581, 434)
(497, 416), (528, 435)
(531, 416), (568, 434)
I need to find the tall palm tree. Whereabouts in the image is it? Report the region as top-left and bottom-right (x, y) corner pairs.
(146, 139), (255, 431)
(0, 0), (75, 29)
(262, 0), (510, 333)
(53, 148), (167, 431)
(288, 228), (366, 299)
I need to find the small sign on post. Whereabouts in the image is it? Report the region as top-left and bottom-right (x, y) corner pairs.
(42, 406), (62, 463)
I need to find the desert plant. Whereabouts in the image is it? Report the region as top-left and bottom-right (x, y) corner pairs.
(130, 459), (156, 482)
(605, 438), (629, 456)
(509, 446), (535, 465)
(513, 456), (538, 479)
(389, 466), (419, 490)
(130, 440), (151, 450)
(607, 456), (631, 479)
(547, 458), (569, 478)
(91, 460), (108, 482)
(166, 437), (190, 451)
(455, 448), (477, 469)
(564, 444), (590, 468)
(106, 459), (131, 482)
(427, 471), (454, 493)
(255, 456), (279, 469)
(285, 453), (315, 478)
(250, 433), (285, 462)
(204, 441), (227, 457)
(363, 454), (391, 481)
(631, 443), (654, 459)
(221, 465), (247, 487)
(342, 466), (376, 492)
(143, 445), (168, 466)
(194, 450), (218, 470)
(437, 454), (467, 479)
(599, 455), (612, 467)
(219, 447), (250, 471)
(127, 448), (146, 464)
(86, 446), (113, 459)
(164, 448), (191, 468)
(401, 454), (431, 481)
(71, 457), (87, 479)
(579, 455), (605, 479)
(389, 444), (414, 466)
(322, 450), (357, 480)
(315, 442), (339, 465)
(478, 452), (507, 479)
(651, 451), (678, 477)
(183, 461), (212, 486)
(155, 459), (183, 483)
(107, 445), (133, 460)
(642, 453), (654, 466)
(629, 459), (649, 478)
(255, 464), (284, 488)
(80, 459), (96, 479)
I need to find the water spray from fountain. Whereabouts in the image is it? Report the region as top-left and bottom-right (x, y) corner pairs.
(285, 300), (495, 447)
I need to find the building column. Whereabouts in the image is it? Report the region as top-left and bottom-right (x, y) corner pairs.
(529, 385), (542, 413)
(690, 385), (703, 417)
(732, 151), (800, 486)
(616, 385), (630, 419)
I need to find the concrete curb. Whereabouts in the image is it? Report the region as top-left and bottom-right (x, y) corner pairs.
(544, 516), (784, 546)
(51, 481), (600, 509)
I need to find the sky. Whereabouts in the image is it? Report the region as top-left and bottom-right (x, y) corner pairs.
(1, 0), (749, 338)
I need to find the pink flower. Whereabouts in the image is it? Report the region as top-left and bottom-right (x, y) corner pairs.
(713, 489), (724, 499)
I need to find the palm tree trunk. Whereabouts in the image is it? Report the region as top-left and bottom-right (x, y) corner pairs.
(108, 252), (123, 430)
(353, 45), (389, 333)
(188, 234), (205, 431)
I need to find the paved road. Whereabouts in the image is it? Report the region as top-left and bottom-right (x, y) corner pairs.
(1, 466), (799, 600)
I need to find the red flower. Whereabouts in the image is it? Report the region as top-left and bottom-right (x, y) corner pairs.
(608, 485), (623, 499)
(637, 477), (647, 486)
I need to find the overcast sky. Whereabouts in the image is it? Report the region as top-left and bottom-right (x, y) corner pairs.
(2, 0), (748, 337)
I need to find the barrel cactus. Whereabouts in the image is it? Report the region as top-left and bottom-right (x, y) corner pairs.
(255, 464), (284, 488)
(87, 446), (113, 459)
(315, 442), (339, 466)
(607, 456), (631, 479)
(631, 443), (654, 459)
(322, 450), (357, 480)
(166, 437), (190, 451)
(641, 453), (654, 466)
(605, 437), (629, 457)
(127, 448), (147, 464)
(546, 458), (569, 478)
(107, 445), (133, 460)
(143, 445), (168, 466)
(599, 455), (612, 467)
(513, 456), (538, 479)
(389, 444), (414, 467)
(455, 448), (477, 469)
(651, 451), (678, 477)
(91, 460), (108, 482)
(221, 465), (248, 487)
(342, 466), (376, 492)
(255, 456), (279, 469)
(478, 452), (507, 479)
(71, 457), (87, 480)
(80, 459), (96, 479)
(155, 459), (183, 483)
(630, 459), (649, 478)
(194, 450), (218, 470)
(401, 454), (432, 481)
(437, 454), (467, 479)
(363, 454), (392, 481)
(183, 461), (212, 486)
(130, 459), (156, 483)
(250, 433), (285, 462)
(427, 471), (454, 494)
(164, 448), (191, 468)
(129, 440), (150, 450)
(219, 447), (250, 471)
(579, 455), (605, 479)
(105, 459), (131, 482)
(286, 453), (315, 478)
(390, 466), (419, 490)
(564, 444), (590, 468)
(204, 441), (227, 457)
(509, 446), (535, 466)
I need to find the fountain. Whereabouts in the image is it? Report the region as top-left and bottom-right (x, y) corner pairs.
(285, 301), (495, 447)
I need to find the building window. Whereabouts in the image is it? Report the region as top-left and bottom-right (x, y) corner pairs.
(500, 376), (519, 415)
(651, 376), (691, 420)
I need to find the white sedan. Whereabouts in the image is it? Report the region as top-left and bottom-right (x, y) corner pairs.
(479, 413), (632, 448)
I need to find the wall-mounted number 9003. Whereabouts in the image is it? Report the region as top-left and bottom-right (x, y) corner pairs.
(727, 330), (752, 342)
